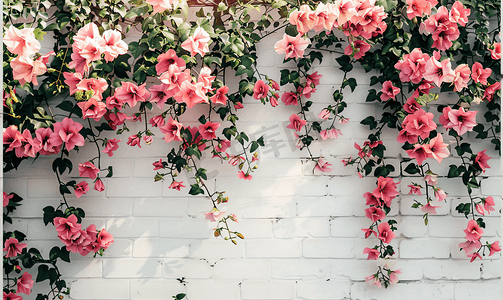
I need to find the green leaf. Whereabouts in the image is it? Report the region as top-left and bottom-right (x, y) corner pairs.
(360, 116), (377, 130)
(189, 184), (204, 195)
(447, 165), (460, 178)
(342, 78), (357, 92)
(404, 163), (419, 175)
(36, 265), (50, 282)
(250, 141), (259, 153)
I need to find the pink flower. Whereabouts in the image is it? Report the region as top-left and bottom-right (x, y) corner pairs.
(320, 128), (341, 140)
(198, 66), (215, 94)
(78, 37), (104, 62)
(198, 121), (220, 140)
(474, 149), (491, 172)
(373, 177), (399, 206)
(168, 181), (186, 191)
(210, 86), (229, 105)
(159, 65), (192, 98)
(3, 292), (23, 300)
(313, 3), (338, 32)
(77, 98), (107, 121)
(97, 228), (114, 249)
(402, 108), (437, 139)
(395, 48), (430, 84)
(144, 135), (153, 145)
(74, 181), (90, 198)
(149, 115), (166, 128)
(94, 178), (105, 192)
(49, 117), (85, 151)
(237, 171), (253, 180)
(17, 272), (34, 295)
(253, 80), (270, 100)
(289, 5), (316, 34)
(471, 62), (492, 85)
(153, 159), (164, 170)
(160, 117), (183, 143)
(215, 139), (231, 152)
(424, 173), (438, 186)
(475, 204), (485, 215)
(76, 77), (109, 100)
(362, 228), (377, 239)
(68, 51), (89, 74)
(281, 92), (299, 106)
(36, 128), (61, 155)
(463, 220), (483, 242)
(102, 138), (121, 157)
(406, 144), (430, 164)
(423, 56), (455, 87)
(336, 0), (358, 25)
(63, 72), (83, 95)
(378, 222), (396, 243)
(405, 0), (437, 19)
(389, 269), (401, 284)
(365, 274), (381, 288)
(287, 114), (307, 131)
(408, 184), (422, 195)
(364, 192), (380, 206)
(54, 214), (81, 240)
(79, 162), (99, 180)
(469, 252), (482, 262)
(489, 241), (501, 256)
(274, 33), (310, 59)
(314, 158), (332, 173)
(459, 239), (481, 254)
(424, 133), (450, 163)
(204, 210), (226, 222)
(483, 82), (501, 101)
(101, 29), (128, 62)
(11, 53), (51, 85)
(127, 135), (141, 148)
(3, 26), (41, 56)
(363, 247), (379, 260)
(434, 187), (447, 201)
(489, 43), (501, 60)
(344, 40), (371, 59)
(156, 49), (186, 75)
(450, 1), (470, 26)
(439, 107), (477, 135)
(3, 192), (13, 207)
(175, 81), (208, 108)
(271, 80), (280, 91)
(318, 109), (330, 120)
(365, 207), (385, 222)
(114, 82), (150, 108)
(380, 81), (400, 101)
(3, 238), (27, 258)
(181, 27), (211, 57)
(483, 196), (495, 214)
(422, 7), (460, 51)
(421, 202), (441, 214)
(452, 64), (471, 92)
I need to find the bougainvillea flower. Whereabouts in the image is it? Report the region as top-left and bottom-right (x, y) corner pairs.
(365, 207), (385, 222)
(395, 48), (430, 84)
(471, 62), (492, 85)
(210, 86), (229, 105)
(253, 80), (269, 100)
(94, 178), (105, 192)
(176, 81), (208, 108)
(79, 162), (99, 180)
(160, 117), (183, 143)
(320, 128), (341, 140)
(114, 82), (151, 108)
(159, 64), (192, 98)
(421, 202), (441, 214)
(281, 92), (299, 106)
(380, 81), (400, 101)
(54, 214), (82, 240)
(4, 125), (25, 153)
(11, 54), (50, 85)
(439, 107), (477, 135)
(463, 220), (483, 242)
(16, 272), (34, 295)
(344, 40), (371, 59)
(483, 82), (501, 101)
(288, 5), (316, 34)
(156, 49), (186, 75)
(204, 209), (226, 222)
(424, 133), (449, 163)
(408, 184), (422, 195)
(237, 171), (253, 180)
(168, 180), (185, 191)
(406, 144), (429, 165)
(459, 239), (481, 254)
(489, 43), (501, 60)
(452, 64), (471, 92)
(3, 192), (13, 207)
(127, 135), (141, 148)
(318, 109), (330, 120)
(49, 117), (85, 151)
(362, 228), (378, 239)
(373, 177), (399, 205)
(101, 29), (128, 62)
(274, 33), (310, 59)
(3, 238), (27, 258)
(286, 114), (307, 131)
(402, 108), (436, 139)
(181, 27), (211, 57)
(76, 77), (109, 100)
(198, 66), (215, 94)
(450, 1), (470, 26)
(474, 149), (491, 172)
(489, 241), (501, 256)
(314, 158), (332, 173)
(434, 187), (447, 201)
(363, 192), (380, 206)
(198, 121), (220, 140)
(423, 56), (455, 87)
(78, 98), (107, 121)
(74, 181), (90, 198)
(483, 196), (495, 214)
(102, 138), (121, 157)
(363, 247), (380, 260)
(97, 229), (114, 249)
(405, 0), (437, 19)
(377, 222), (396, 243)
(335, 0), (358, 25)
(3, 292), (23, 300)
(215, 139), (231, 152)
(63, 72), (83, 95)
(3, 26), (41, 56)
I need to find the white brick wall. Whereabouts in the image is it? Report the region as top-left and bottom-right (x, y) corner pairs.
(3, 28), (501, 300)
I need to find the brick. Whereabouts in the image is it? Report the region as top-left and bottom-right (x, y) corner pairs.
(298, 196), (353, 217)
(247, 239), (302, 258)
(480, 177), (502, 195)
(70, 279), (129, 299)
(400, 239), (451, 258)
(130, 280), (185, 299)
(133, 239), (189, 258)
(106, 178), (162, 197)
(241, 197), (297, 218)
(159, 218), (215, 239)
(190, 239), (245, 259)
(273, 217), (330, 238)
(354, 238), (399, 259)
(328, 177), (380, 196)
(162, 258), (212, 279)
(103, 239), (132, 257)
(106, 218), (158, 237)
(297, 280), (350, 300)
(398, 216), (428, 238)
(28, 178), (60, 198)
(270, 259), (329, 279)
(241, 280), (295, 299)
(214, 259), (271, 279)
(424, 260), (481, 280)
(103, 258), (162, 278)
(73, 198), (132, 217)
(330, 217), (368, 237)
(454, 281), (501, 300)
(303, 239), (355, 258)
(299, 177), (330, 196)
(351, 282), (455, 300)
(481, 259), (501, 279)
(186, 280), (240, 300)
(4, 178), (28, 199)
(58, 259), (102, 277)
